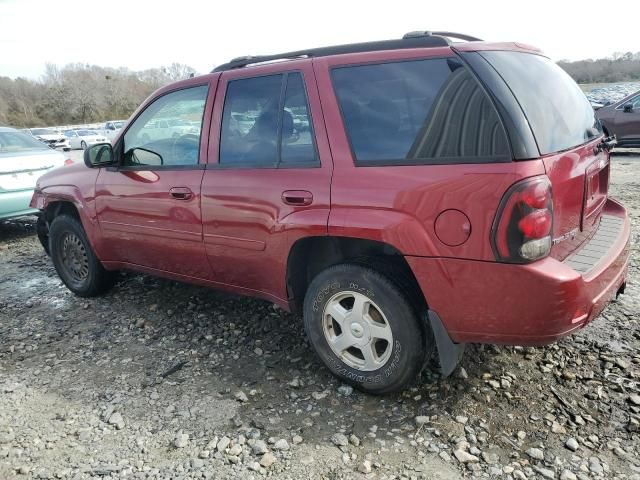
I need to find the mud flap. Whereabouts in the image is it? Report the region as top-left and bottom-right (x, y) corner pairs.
(428, 310), (465, 377)
(36, 213), (50, 256)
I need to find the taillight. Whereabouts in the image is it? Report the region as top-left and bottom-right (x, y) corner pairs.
(64, 158), (74, 166)
(491, 176), (553, 263)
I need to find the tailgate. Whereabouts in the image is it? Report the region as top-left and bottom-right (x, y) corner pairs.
(543, 140), (610, 261)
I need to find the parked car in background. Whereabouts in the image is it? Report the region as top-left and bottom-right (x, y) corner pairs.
(0, 127), (67, 220)
(138, 118), (199, 143)
(24, 128), (71, 151)
(102, 120), (127, 142)
(31, 32), (630, 394)
(596, 90), (640, 147)
(64, 129), (109, 150)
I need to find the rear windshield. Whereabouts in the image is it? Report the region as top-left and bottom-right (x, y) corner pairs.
(0, 131), (49, 155)
(331, 57), (510, 165)
(480, 51), (602, 155)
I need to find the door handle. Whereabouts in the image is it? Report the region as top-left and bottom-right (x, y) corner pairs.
(169, 187), (193, 200)
(282, 190), (313, 206)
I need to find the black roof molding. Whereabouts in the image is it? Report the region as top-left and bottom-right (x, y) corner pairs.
(212, 31), (482, 72)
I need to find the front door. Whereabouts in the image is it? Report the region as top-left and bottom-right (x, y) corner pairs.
(201, 62), (333, 302)
(95, 83), (214, 279)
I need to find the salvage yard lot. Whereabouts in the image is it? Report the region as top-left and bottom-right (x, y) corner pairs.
(0, 154), (639, 479)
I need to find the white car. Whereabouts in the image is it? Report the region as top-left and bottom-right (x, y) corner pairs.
(138, 118), (199, 143)
(102, 120), (127, 142)
(27, 128), (71, 151)
(0, 127), (67, 220)
(64, 129), (108, 150)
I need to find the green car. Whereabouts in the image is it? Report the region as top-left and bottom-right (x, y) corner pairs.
(1, 127), (67, 220)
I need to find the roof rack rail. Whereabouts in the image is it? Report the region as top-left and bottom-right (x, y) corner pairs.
(403, 31), (483, 42)
(212, 31), (481, 72)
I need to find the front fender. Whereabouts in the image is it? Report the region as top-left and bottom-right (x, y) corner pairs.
(40, 186), (102, 254)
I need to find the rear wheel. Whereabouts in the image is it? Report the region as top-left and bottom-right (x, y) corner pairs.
(49, 214), (116, 297)
(303, 263), (431, 394)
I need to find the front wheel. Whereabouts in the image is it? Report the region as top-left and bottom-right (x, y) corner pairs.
(303, 264), (431, 394)
(80, 140), (87, 150)
(49, 214), (116, 297)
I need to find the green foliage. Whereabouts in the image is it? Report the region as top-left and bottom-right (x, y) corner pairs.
(0, 62), (197, 128)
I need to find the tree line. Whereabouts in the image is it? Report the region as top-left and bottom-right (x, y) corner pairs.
(0, 63), (196, 128)
(2, 52), (640, 128)
(558, 51), (640, 84)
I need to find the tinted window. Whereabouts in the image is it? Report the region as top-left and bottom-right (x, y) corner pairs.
(480, 51), (602, 155)
(220, 73), (317, 167)
(123, 85), (208, 167)
(281, 73), (317, 165)
(332, 58), (509, 165)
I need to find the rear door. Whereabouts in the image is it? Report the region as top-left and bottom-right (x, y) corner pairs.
(201, 60), (332, 302)
(95, 82), (215, 278)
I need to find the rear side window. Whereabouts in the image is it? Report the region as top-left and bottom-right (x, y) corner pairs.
(331, 58), (510, 165)
(220, 72), (318, 167)
(480, 51), (602, 155)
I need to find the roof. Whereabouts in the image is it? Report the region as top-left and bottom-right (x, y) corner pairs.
(212, 31), (482, 72)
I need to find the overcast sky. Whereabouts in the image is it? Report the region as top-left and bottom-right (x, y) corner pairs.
(1, 0), (639, 79)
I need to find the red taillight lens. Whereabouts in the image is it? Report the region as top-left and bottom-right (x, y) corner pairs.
(64, 158), (74, 166)
(521, 181), (549, 209)
(518, 209), (552, 239)
(492, 176), (553, 263)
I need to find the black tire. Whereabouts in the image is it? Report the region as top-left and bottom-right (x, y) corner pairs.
(49, 214), (116, 297)
(303, 263), (432, 394)
(80, 141), (87, 150)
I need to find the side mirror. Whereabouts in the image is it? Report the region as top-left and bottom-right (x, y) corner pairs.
(623, 103), (633, 113)
(84, 143), (114, 168)
(125, 147), (164, 166)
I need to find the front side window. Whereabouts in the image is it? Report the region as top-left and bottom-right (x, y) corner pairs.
(123, 85), (208, 167)
(331, 58), (510, 165)
(220, 72), (317, 167)
(479, 51), (602, 155)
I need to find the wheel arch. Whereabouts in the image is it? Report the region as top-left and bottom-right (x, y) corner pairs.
(39, 191), (104, 260)
(286, 235), (427, 316)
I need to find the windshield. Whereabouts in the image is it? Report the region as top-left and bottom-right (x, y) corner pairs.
(77, 130), (95, 136)
(480, 51), (602, 155)
(31, 128), (57, 136)
(113, 121), (125, 129)
(0, 131), (50, 154)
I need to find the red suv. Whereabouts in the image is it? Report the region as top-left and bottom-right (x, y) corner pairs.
(31, 32), (630, 393)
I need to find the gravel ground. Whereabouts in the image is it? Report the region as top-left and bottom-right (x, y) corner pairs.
(1, 152), (639, 480)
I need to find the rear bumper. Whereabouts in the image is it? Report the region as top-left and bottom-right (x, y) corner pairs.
(407, 198), (630, 345)
(0, 189), (39, 220)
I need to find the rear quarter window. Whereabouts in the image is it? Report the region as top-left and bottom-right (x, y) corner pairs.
(331, 57), (510, 165)
(479, 51), (602, 155)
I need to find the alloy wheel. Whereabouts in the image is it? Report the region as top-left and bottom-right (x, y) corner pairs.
(322, 291), (393, 371)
